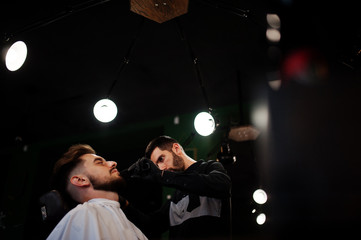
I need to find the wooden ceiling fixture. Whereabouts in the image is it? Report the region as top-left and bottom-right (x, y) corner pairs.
(130, 0), (189, 23)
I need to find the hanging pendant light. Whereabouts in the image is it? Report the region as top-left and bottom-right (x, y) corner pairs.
(93, 98), (117, 123)
(194, 111), (215, 136)
(5, 40), (27, 71)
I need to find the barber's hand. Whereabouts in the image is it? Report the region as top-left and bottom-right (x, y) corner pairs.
(128, 157), (162, 182)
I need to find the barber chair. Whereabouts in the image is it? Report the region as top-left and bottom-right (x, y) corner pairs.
(39, 190), (69, 224)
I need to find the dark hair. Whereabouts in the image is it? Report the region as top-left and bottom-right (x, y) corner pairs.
(145, 135), (178, 158)
(50, 144), (95, 207)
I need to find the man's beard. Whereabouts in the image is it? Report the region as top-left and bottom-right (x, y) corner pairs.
(171, 152), (185, 171)
(89, 174), (126, 192)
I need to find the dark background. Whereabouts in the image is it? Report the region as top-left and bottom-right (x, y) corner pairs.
(1, 0), (361, 239)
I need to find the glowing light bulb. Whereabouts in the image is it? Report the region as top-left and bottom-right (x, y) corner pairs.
(93, 99), (117, 123)
(194, 112), (215, 136)
(253, 189), (268, 204)
(5, 41), (27, 71)
(256, 213), (266, 225)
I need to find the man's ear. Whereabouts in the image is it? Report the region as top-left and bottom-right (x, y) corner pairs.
(70, 175), (90, 187)
(172, 143), (183, 156)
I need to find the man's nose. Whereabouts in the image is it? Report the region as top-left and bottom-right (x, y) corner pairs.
(158, 163), (166, 171)
(107, 161), (117, 168)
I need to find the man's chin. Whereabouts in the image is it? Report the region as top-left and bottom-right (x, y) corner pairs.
(92, 178), (126, 192)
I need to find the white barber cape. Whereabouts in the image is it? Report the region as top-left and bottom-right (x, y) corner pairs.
(46, 198), (147, 240)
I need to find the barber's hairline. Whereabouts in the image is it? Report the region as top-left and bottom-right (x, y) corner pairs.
(160, 143), (185, 157)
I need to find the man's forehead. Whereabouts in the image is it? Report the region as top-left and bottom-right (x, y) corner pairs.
(80, 153), (99, 161)
(150, 147), (162, 160)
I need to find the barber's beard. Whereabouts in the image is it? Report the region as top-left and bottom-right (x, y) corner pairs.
(171, 152), (185, 172)
(89, 174), (125, 192)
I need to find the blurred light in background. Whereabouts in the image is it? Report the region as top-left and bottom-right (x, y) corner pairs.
(256, 213), (266, 225)
(252, 189), (268, 225)
(266, 14), (281, 29)
(266, 13), (281, 43)
(253, 189), (268, 204)
(266, 28), (281, 43)
(281, 48), (329, 85)
(251, 103), (269, 132)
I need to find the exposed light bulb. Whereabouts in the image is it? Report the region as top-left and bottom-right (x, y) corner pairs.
(194, 112), (215, 136)
(93, 98), (117, 123)
(5, 41), (27, 71)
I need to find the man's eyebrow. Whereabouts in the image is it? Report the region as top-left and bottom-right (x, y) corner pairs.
(93, 157), (104, 162)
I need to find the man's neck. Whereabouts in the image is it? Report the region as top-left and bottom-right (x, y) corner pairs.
(84, 190), (119, 202)
(184, 156), (197, 170)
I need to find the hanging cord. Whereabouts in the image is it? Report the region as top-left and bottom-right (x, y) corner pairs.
(195, 0), (249, 18)
(182, 131), (196, 148)
(174, 18), (212, 113)
(175, 16), (233, 238)
(4, 0), (113, 41)
(106, 17), (145, 98)
(194, 0), (267, 31)
(175, 18), (212, 149)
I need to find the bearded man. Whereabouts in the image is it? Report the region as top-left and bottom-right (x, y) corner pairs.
(47, 144), (148, 240)
(123, 135), (232, 240)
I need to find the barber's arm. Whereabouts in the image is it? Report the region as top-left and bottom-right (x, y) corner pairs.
(161, 161), (231, 198)
(119, 165), (170, 237)
(128, 157), (231, 198)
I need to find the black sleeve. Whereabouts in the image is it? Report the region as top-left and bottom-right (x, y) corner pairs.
(161, 161), (232, 198)
(123, 200), (170, 237)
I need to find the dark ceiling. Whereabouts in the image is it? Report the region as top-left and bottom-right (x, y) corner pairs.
(0, 0), (360, 148)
